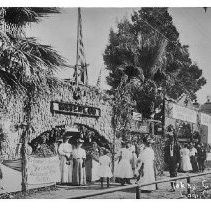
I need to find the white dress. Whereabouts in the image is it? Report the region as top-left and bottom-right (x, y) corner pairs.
(72, 147), (86, 185)
(97, 155), (113, 178)
(137, 147), (156, 191)
(114, 148), (133, 178)
(58, 142), (73, 183)
(180, 148), (192, 171)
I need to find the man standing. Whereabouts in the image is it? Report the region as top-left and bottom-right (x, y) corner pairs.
(197, 143), (207, 172)
(189, 143), (198, 172)
(164, 133), (181, 192)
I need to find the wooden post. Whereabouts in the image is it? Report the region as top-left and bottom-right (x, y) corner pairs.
(136, 185), (140, 199)
(187, 177), (191, 197)
(111, 129), (116, 182)
(154, 161), (158, 190)
(21, 124), (28, 194)
(162, 97), (166, 139)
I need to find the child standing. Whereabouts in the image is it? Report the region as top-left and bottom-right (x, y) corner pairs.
(98, 149), (112, 188)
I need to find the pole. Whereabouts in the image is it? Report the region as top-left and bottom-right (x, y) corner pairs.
(187, 176), (191, 198)
(112, 129), (116, 182)
(21, 124), (28, 194)
(153, 161), (158, 190)
(162, 93), (166, 138)
(136, 185), (140, 199)
(75, 8), (80, 86)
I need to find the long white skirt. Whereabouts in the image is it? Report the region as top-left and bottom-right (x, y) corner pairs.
(138, 163), (155, 191)
(92, 160), (100, 181)
(181, 155), (192, 171)
(115, 159), (133, 178)
(60, 156), (73, 183)
(98, 165), (113, 178)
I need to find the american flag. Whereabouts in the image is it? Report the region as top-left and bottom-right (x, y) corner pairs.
(75, 8), (88, 85)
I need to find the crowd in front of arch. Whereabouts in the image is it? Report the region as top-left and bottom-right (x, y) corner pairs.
(56, 126), (158, 191)
(1, 125), (208, 193)
(54, 126), (209, 193)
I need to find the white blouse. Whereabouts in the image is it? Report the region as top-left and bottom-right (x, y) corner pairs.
(58, 142), (72, 156)
(99, 155), (111, 166)
(189, 148), (197, 156)
(72, 148), (86, 159)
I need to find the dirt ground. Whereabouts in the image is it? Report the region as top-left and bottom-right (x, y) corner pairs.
(1, 170), (211, 199)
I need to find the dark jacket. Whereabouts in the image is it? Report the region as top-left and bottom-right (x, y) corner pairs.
(164, 142), (181, 166)
(197, 146), (206, 160)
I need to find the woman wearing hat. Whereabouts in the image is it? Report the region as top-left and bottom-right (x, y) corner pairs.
(136, 135), (156, 192)
(58, 133), (73, 184)
(72, 138), (86, 186)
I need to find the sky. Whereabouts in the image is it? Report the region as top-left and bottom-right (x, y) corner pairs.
(26, 7), (211, 104)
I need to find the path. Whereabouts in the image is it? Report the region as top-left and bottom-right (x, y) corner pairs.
(10, 170), (211, 199)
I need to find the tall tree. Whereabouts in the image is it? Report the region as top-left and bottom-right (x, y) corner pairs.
(0, 7), (69, 191)
(104, 8), (206, 119)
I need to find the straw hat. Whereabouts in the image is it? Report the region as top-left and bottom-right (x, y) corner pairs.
(65, 126), (79, 133)
(63, 126), (79, 139)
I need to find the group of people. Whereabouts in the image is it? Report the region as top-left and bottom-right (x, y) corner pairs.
(114, 135), (156, 192)
(179, 142), (207, 173)
(164, 132), (207, 192)
(58, 128), (114, 187)
(58, 128), (157, 191)
(58, 130), (87, 186)
(33, 126), (208, 192)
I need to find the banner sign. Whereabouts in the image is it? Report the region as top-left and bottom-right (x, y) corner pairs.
(51, 101), (101, 118)
(27, 156), (60, 185)
(130, 120), (149, 133)
(172, 104), (197, 123)
(200, 113), (211, 126)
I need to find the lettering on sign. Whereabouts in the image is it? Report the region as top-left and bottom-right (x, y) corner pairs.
(27, 156), (60, 185)
(51, 101), (101, 118)
(130, 120), (149, 133)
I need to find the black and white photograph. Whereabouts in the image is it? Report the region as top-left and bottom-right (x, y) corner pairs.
(1, 0), (211, 200)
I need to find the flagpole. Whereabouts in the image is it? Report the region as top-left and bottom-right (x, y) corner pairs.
(75, 7), (80, 86)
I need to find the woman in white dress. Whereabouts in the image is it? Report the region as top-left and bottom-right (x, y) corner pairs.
(137, 136), (156, 192)
(115, 143), (133, 185)
(98, 149), (112, 188)
(72, 139), (86, 186)
(58, 134), (73, 184)
(180, 144), (192, 172)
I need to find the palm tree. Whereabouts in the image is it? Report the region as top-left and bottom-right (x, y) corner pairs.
(0, 7), (68, 191)
(112, 24), (170, 118)
(0, 7), (68, 123)
(104, 19), (173, 148)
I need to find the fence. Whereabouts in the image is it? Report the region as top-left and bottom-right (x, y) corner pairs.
(66, 171), (211, 199)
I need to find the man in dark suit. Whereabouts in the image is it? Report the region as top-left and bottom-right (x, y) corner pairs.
(164, 133), (181, 192)
(197, 143), (207, 172)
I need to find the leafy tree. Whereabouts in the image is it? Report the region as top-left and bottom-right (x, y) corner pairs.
(0, 8), (68, 138)
(104, 8), (206, 119)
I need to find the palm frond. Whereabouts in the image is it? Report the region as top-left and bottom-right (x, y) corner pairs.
(0, 69), (26, 93)
(2, 7), (60, 28)
(18, 37), (68, 70)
